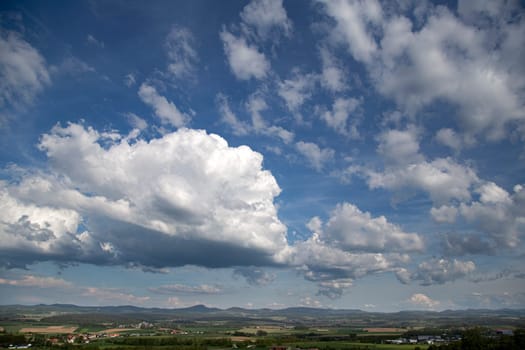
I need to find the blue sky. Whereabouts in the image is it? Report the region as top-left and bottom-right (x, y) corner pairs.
(0, 0), (524, 311)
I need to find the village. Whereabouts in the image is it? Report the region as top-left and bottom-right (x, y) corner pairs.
(4, 321), (518, 350)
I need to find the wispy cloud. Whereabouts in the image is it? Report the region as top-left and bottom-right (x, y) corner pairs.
(0, 29), (50, 122)
(149, 284), (222, 295)
(0, 275), (72, 288)
(138, 83), (190, 128)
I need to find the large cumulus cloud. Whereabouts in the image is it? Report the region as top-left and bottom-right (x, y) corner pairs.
(1, 123), (289, 268)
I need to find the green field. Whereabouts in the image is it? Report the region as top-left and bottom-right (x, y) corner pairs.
(0, 321), (77, 333)
(2, 305), (523, 350)
(280, 341), (427, 350)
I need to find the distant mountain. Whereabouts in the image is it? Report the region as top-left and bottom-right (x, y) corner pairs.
(280, 307), (366, 316)
(176, 304), (222, 313)
(1, 304), (524, 328)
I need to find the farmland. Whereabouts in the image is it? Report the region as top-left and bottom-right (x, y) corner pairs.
(0, 304), (524, 350)
(18, 326), (78, 334)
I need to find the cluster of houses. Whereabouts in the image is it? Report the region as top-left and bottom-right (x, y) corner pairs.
(386, 334), (461, 345)
(7, 345), (31, 349)
(41, 324), (196, 345)
(46, 332), (121, 345)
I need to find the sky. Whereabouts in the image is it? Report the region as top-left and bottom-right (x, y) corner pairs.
(0, 0), (524, 312)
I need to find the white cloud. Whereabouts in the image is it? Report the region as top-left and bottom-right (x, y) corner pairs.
(167, 296), (183, 307)
(138, 83), (190, 127)
(165, 26), (198, 79)
(366, 157), (479, 205)
(464, 291), (525, 309)
(295, 141), (334, 172)
(299, 296), (322, 308)
(0, 186), (107, 268)
(435, 128), (463, 151)
(126, 112), (148, 130)
(379, 10), (525, 140)
(457, 0), (518, 26)
(0, 274), (155, 306)
(409, 293), (440, 309)
(320, 0), (382, 63)
(413, 258), (476, 285)
(316, 278), (353, 299)
(246, 94), (294, 143)
(86, 34), (104, 48)
(246, 94), (268, 130)
(442, 232), (495, 256)
(264, 145), (282, 155)
(0, 30), (50, 117)
(306, 216), (323, 233)
(124, 73), (136, 87)
(267, 125), (294, 144)
(57, 56), (96, 76)
(149, 284), (222, 295)
(320, 97), (362, 138)
(291, 235), (409, 295)
(82, 287), (150, 304)
(318, 202), (423, 253)
(394, 267), (411, 284)
(240, 0), (292, 40)
(2, 123), (289, 269)
(319, 47), (346, 92)
(292, 237), (407, 280)
(278, 72), (316, 112)
(216, 93), (250, 136)
(217, 92), (294, 143)
(377, 11), (525, 138)
(430, 205), (458, 224)
(477, 182), (511, 204)
(286, 202), (421, 297)
(459, 183), (524, 249)
(220, 30), (269, 80)
(233, 267), (275, 286)
(0, 275), (72, 288)
(376, 127), (423, 165)
(319, 1), (525, 140)
(433, 182), (525, 255)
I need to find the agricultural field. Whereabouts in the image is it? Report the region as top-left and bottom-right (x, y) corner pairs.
(18, 325), (78, 334)
(280, 343), (426, 350)
(95, 328), (138, 334)
(236, 326), (290, 334)
(363, 328), (406, 333)
(1, 305), (524, 350)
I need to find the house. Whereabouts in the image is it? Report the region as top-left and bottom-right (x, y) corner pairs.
(496, 329), (514, 336)
(48, 338), (59, 345)
(269, 346), (289, 350)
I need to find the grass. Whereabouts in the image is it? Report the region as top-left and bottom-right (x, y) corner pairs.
(282, 341), (428, 350)
(75, 326), (108, 333)
(0, 322), (25, 333)
(357, 333), (404, 336)
(238, 327), (289, 334)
